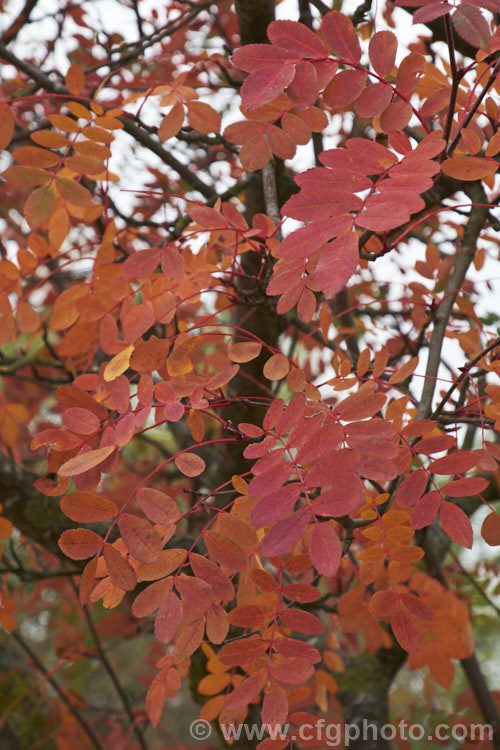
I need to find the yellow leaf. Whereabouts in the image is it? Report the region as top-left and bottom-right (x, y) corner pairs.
(103, 345), (134, 382)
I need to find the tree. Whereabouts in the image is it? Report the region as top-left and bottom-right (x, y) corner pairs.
(0, 0), (499, 747)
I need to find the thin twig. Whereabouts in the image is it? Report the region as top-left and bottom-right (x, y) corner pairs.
(68, 580), (149, 750)
(10, 630), (105, 750)
(431, 336), (500, 419)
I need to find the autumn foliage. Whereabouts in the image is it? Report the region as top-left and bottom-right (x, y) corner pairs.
(0, 0), (500, 747)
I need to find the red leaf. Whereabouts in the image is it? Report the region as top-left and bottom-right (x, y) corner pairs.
(137, 488), (180, 525)
(119, 513), (163, 563)
(250, 483), (302, 525)
(323, 69), (367, 109)
(354, 82), (393, 119)
(452, 4), (491, 51)
(155, 591), (183, 643)
(62, 407), (100, 435)
(218, 636), (268, 666)
(321, 11), (361, 63)
(481, 512), (500, 546)
(287, 61), (320, 110)
(274, 637), (321, 663)
(233, 44), (300, 72)
(262, 684), (288, 727)
(120, 249), (160, 279)
(410, 490), (441, 529)
(440, 477), (489, 497)
(224, 669), (267, 710)
(368, 30), (398, 77)
(399, 593), (434, 622)
(189, 553), (235, 601)
(262, 508), (310, 557)
(391, 607), (418, 653)
(395, 469), (428, 508)
(175, 452), (206, 477)
(240, 64), (296, 111)
(270, 656), (314, 684)
(315, 232), (358, 299)
(279, 608), (324, 635)
(428, 451), (478, 475)
(309, 523), (341, 577)
(268, 19), (329, 58)
(413, 3), (453, 22)
(175, 575), (214, 610)
(103, 543), (136, 591)
(59, 529), (103, 560)
(440, 501), (473, 548)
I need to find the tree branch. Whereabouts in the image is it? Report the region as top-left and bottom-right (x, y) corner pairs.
(416, 182), (489, 419)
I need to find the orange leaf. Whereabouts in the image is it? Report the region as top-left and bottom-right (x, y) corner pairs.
(481, 512), (500, 546)
(103, 543), (137, 591)
(174, 452), (206, 477)
(186, 101), (221, 134)
(0, 517), (14, 539)
(49, 113), (80, 132)
(388, 356), (419, 384)
(65, 63), (85, 95)
(228, 341), (262, 363)
(61, 491), (119, 522)
(218, 636), (268, 666)
(146, 670), (167, 728)
(228, 604), (272, 628)
(119, 513), (163, 563)
(13, 146), (60, 168)
(79, 558), (98, 605)
(442, 155), (498, 181)
(136, 549), (187, 582)
(137, 488), (180, 525)
(206, 604), (229, 644)
(55, 177), (93, 207)
(15, 301), (40, 334)
(158, 102), (184, 141)
(0, 103), (14, 149)
(368, 590), (398, 617)
(263, 353), (290, 380)
(58, 446), (115, 476)
(173, 615), (205, 662)
(132, 578), (173, 617)
(391, 607), (418, 653)
(282, 583), (320, 603)
(2, 165), (50, 188)
(59, 528), (103, 560)
(25, 186), (56, 228)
